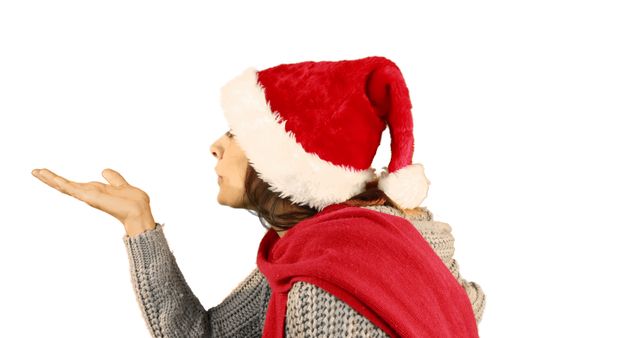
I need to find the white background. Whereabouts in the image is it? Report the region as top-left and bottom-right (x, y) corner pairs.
(2, 1), (639, 337)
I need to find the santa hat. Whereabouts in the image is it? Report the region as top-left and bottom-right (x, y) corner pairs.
(219, 56), (430, 211)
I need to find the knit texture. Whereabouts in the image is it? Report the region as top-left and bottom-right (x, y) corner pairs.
(122, 205), (485, 337)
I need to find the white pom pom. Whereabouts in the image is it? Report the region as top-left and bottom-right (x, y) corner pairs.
(378, 163), (430, 209)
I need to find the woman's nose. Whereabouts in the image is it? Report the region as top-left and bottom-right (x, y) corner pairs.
(210, 141), (223, 159)
(211, 147), (222, 159)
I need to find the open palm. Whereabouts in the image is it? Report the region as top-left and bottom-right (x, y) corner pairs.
(32, 168), (154, 231)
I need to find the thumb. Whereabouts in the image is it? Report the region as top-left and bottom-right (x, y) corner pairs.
(102, 168), (130, 187)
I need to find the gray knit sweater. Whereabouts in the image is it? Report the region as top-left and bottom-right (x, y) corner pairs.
(122, 205), (486, 337)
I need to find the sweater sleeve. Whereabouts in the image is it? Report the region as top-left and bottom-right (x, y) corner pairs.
(448, 258), (486, 324)
(284, 281), (391, 338)
(122, 222), (272, 338)
(412, 218), (487, 324)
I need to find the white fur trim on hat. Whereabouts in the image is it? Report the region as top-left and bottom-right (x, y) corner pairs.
(378, 163), (430, 209)
(220, 67), (377, 211)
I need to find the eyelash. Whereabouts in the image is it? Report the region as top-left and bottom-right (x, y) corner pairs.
(226, 131), (234, 138)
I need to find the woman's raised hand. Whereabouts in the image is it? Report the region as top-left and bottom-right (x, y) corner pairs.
(31, 168), (156, 236)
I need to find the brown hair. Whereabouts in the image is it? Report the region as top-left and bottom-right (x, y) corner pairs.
(243, 163), (433, 231)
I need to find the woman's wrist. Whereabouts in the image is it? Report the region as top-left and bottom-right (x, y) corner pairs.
(124, 212), (156, 237)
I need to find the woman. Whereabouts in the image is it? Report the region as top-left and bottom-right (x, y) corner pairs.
(32, 56), (486, 337)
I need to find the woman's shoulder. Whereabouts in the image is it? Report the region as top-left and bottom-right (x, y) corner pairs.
(356, 204), (453, 234)
(356, 204), (456, 263)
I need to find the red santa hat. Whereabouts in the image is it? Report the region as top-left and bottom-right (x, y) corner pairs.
(219, 56), (430, 211)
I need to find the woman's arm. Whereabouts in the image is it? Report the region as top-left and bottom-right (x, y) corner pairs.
(285, 281), (391, 337)
(123, 223), (271, 338)
(448, 258), (486, 323)
(411, 218), (487, 324)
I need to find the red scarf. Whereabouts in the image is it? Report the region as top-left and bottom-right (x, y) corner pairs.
(256, 203), (479, 338)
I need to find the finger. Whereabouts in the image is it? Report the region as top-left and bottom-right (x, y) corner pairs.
(33, 169), (112, 210)
(102, 168), (129, 187)
(32, 168), (62, 188)
(33, 168), (81, 197)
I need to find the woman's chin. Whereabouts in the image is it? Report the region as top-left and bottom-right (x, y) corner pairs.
(217, 193), (240, 209)
(216, 192), (227, 206)
(217, 187), (246, 208)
